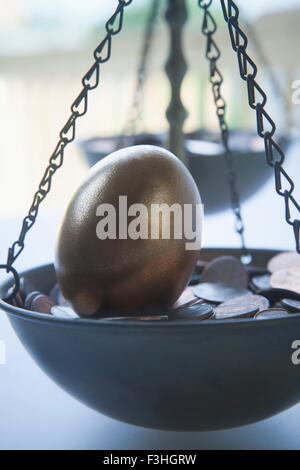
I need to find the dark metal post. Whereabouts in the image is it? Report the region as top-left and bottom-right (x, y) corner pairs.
(165, 0), (188, 164)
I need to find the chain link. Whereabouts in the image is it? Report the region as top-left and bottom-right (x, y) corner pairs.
(5, 0), (133, 278)
(121, 0), (160, 144)
(221, 0), (300, 254)
(197, 0), (249, 260)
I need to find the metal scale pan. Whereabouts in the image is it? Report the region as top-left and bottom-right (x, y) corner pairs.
(1, 248), (300, 431)
(0, 0), (300, 433)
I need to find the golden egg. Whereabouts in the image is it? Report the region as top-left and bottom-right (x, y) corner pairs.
(55, 145), (202, 316)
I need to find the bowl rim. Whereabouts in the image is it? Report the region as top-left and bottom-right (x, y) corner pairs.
(1, 259), (300, 330)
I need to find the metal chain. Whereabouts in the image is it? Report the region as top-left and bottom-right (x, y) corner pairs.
(221, 0), (300, 254)
(197, 0), (249, 261)
(241, 15), (291, 130)
(2, 0), (133, 298)
(121, 0), (160, 144)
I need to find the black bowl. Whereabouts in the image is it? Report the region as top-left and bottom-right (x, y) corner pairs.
(1, 248), (300, 431)
(187, 130), (289, 213)
(79, 131), (290, 214)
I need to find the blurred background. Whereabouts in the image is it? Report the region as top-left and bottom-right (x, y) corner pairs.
(0, 0), (299, 257)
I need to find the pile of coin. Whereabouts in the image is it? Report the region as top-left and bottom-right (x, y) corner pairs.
(5, 251), (300, 322)
(5, 277), (79, 319)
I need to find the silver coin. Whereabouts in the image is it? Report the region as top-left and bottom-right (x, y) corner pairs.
(24, 291), (43, 309)
(214, 303), (259, 320)
(268, 252), (300, 273)
(255, 308), (290, 320)
(169, 303), (214, 321)
(193, 282), (251, 304)
(280, 298), (300, 314)
(217, 294), (269, 312)
(201, 256), (249, 289)
(25, 291), (55, 314)
(51, 305), (79, 319)
(270, 268), (300, 295)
